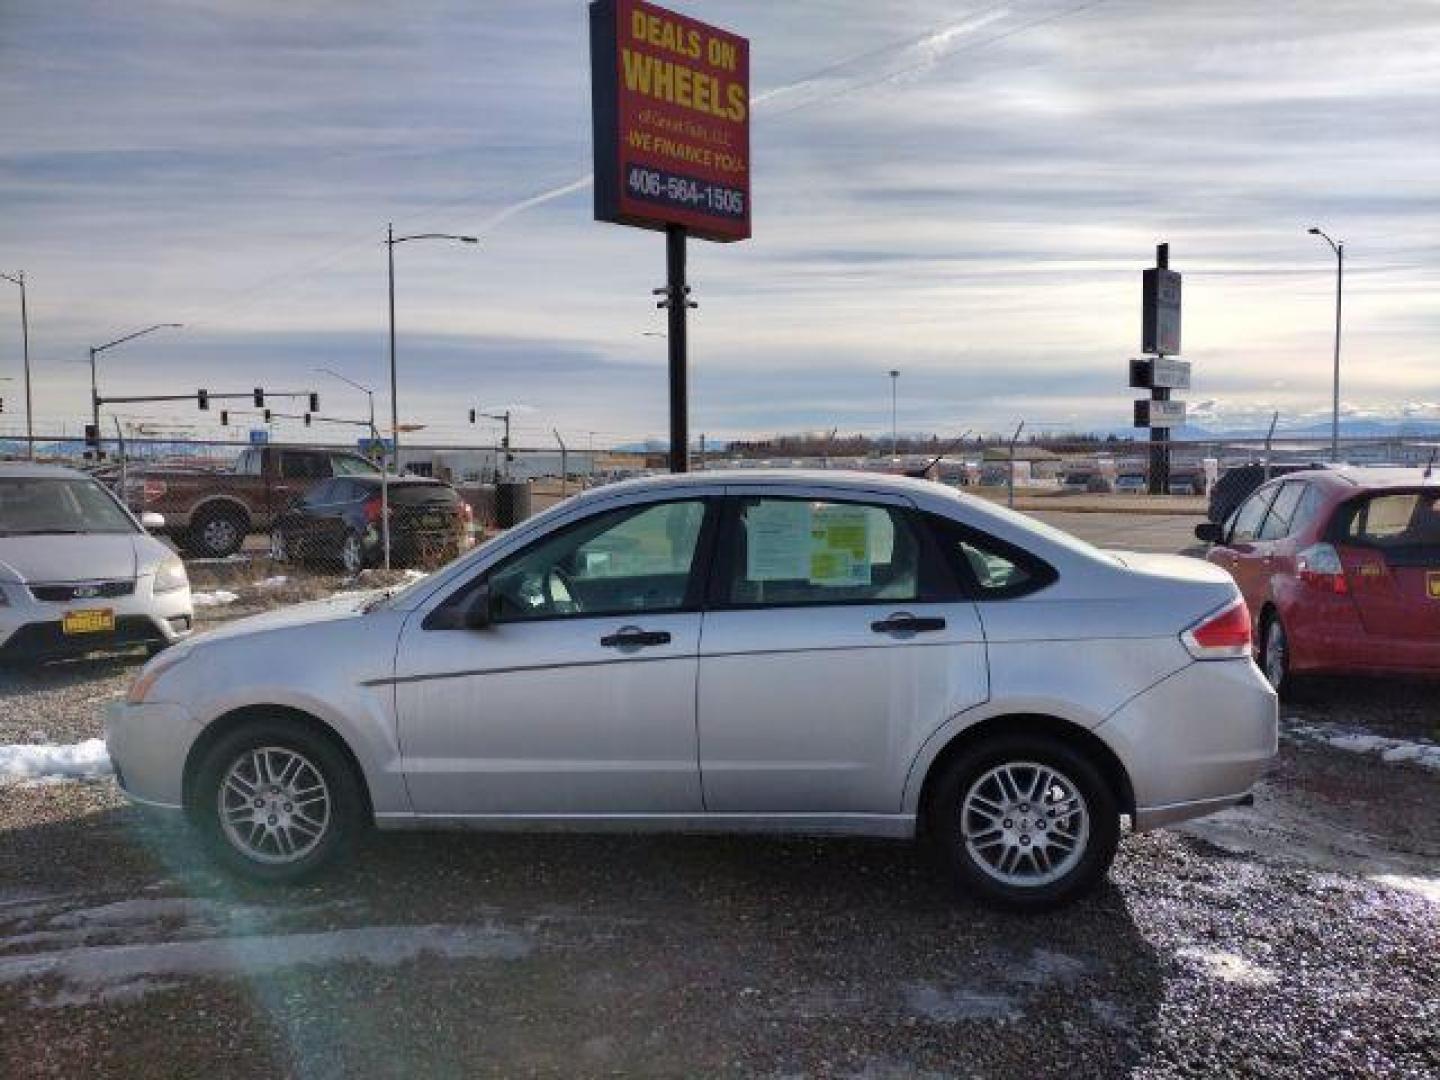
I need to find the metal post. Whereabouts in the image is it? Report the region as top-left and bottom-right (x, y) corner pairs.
(1148, 243), (1170, 496)
(665, 223), (688, 473)
(1, 273), (33, 459)
(1007, 420), (1025, 509)
(1263, 410), (1279, 482)
(554, 429), (568, 496)
(89, 347), (100, 459)
(889, 370), (899, 462)
(1332, 244), (1344, 464)
(387, 223), (399, 471)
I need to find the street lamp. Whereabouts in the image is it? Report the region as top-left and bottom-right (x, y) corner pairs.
(888, 369), (900, 462)
(0, 272), (32, 459)
(316, 366), (391, 569)
(89, 323), (182, 455)
(386, 224), (478, 473)
(1308, 226), (1344, 463)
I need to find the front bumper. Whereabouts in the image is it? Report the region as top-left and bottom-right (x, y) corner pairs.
(0, 582), (193, 661)
(105, 700), (201, 811)
(1097, 658), (1278, 832)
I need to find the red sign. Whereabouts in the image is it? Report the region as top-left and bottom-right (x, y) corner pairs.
(590, 0), (750, 242)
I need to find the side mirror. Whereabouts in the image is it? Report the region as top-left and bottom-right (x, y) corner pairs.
(463, 583), (497, 631)
(1194, 521), (1223, 544)
(140, 511), (166, 530)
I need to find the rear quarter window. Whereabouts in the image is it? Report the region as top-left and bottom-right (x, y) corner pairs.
(1332, 491), (1440, 549)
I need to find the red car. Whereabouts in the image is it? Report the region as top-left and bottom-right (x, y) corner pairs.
(1198, 467), (1440, 693)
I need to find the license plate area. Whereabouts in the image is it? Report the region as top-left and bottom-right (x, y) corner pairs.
(62, 608), (116, 635)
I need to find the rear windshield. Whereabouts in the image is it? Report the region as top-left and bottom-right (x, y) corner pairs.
(382, 483), (459, 507)
(1332, 490), (1440, 553)
(0, 477), (138, 536)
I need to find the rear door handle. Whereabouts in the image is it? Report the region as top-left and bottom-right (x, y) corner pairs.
(600, 626), (672, 648)
(871, 613), (947, 635)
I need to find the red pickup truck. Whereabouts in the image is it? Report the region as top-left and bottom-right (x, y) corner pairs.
(121, 445), (381, 558)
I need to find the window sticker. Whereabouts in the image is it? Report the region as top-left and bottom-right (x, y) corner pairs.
(746, 500), (812, 581)
(809, 504), (871, 586)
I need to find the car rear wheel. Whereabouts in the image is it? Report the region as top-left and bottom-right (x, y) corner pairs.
(190, 507), (247, 559)
(191, 720), (363, 883)
(929, 734), (1118, 912)
(1260, 613), (1291, 696)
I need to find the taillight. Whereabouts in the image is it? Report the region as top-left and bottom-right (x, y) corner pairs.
(1182, 598), (1252, 660)
(363, 495), (383, 525)
(1297, 542), (1348, 594)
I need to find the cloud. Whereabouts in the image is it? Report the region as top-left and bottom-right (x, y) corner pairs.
(1, 0), (1437, 444)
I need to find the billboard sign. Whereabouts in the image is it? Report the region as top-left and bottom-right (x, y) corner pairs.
(1134, 399), (1187, 429)
(1142, 267), (1181, 355)
(590, 0), (750, 242)
(1129, 356), (1191, 390)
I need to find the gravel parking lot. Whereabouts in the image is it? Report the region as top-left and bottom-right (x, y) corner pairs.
(2, 525), (1437, 1078)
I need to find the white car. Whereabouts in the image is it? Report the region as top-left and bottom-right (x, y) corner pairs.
(0, 463), (193, 662)
(108, 470), (1275, 910)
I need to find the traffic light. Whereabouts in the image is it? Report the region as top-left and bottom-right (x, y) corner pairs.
(0, 397), (4, 413)
(304, 413), (312, 427)
(263, 409), (272, 422)
(219, 410), (229, 426)
(253, 388), (264, 407)
(309, 392), (320, 413)
(197, 388), (209, 411)
(469, 408), (477, 424)
(84, 423), (99, 449)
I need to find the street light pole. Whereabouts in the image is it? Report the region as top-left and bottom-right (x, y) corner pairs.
(385, 224), (479, 478)
(317, 366), (390, 570)
(88, 323), (182, 458)
(888, 369), (900, 462)
(0, 273), (32, 458)
(1308, 227), (1344, 463)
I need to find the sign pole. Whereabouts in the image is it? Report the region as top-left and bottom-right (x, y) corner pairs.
(666, 223), (689, 473)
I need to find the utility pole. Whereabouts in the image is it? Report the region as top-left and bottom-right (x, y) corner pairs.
(554, 429), (568, 496)
(889, 369), (900, 462)
(88, 323), (182, 459)
(1007, 420), (1025, 509)
(0, 273), (32, 459)
(1308, 227), (1344, 463)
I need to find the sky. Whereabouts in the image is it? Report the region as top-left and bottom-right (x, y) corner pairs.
(1, 0), (1437, 449)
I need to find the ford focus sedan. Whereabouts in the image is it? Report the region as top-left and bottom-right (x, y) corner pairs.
(108, 471), (1275, 910)
(1, 462), (193, 662)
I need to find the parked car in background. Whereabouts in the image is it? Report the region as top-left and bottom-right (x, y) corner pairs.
(0, 463), (192, 662)
(121, 445), (382, 559)
(1206, 461), (1327, 523)
(270, 474), (470, 573)
(1197, 467), (1440, 693)
(1114, 473), (1147, 494)
(109, 470), (1275, 911)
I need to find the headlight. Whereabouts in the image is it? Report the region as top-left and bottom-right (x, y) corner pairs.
(153, 555), (189, 595)
(125, 648), (191, 705)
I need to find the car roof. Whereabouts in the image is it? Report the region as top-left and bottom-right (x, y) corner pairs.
(0, 461), (94, 480)
(1279, 465), (1440, 493)
(571, 468), (950, 502)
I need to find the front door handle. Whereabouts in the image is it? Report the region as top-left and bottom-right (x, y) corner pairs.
(600, 626), (672, 648)
(871, 613), (947, 635)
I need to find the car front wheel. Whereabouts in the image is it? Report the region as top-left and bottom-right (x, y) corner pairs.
(191, 720), (363, 883)
(929, 734), (1118, 912)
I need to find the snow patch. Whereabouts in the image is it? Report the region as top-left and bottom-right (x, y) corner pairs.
(1177, 947), (1277, 986)
(1371, 874), (1440, 905)
(1288, 722), (1440, 772)
(255, 575), (289, 589)
(190, 589), (238, 607)
(0, 923), (533, 1007)
(0, 739), (112, 782)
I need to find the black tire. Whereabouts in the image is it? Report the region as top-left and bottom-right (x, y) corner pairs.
(189, 506), (248, 559)
(1259, 610), (1294, 698)
(190, 719), (365, 884)
(928, 734), (1119, 912)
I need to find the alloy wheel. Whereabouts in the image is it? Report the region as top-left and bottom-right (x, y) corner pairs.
(269, 529), (287, 563)
(1264, 619), (1287, 691)
(342, 534), (363, 575)
(961, 761), (1089, 887)
(217, 746), (331, 865)
(202, 516), (238, 554)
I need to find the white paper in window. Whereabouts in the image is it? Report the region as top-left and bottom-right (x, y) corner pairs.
(746, 501), (812, 581)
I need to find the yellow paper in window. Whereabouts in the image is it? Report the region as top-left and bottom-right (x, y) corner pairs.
(810, 505), (871, 586)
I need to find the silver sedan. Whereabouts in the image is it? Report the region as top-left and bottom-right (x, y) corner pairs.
(108, 471), (1275, 910)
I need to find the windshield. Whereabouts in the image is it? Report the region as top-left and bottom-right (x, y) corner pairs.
(331, 453), (382, 477)
(0, 477), (138, 536)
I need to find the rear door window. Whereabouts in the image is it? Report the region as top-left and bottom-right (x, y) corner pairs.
(1257, 482), (1305, 540)
(280, 451), (326, 480)
(1228, 486), (1278, 544)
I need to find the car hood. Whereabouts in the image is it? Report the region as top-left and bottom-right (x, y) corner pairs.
(194, 590), (382, 646)
(0, 533), (157, 584)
